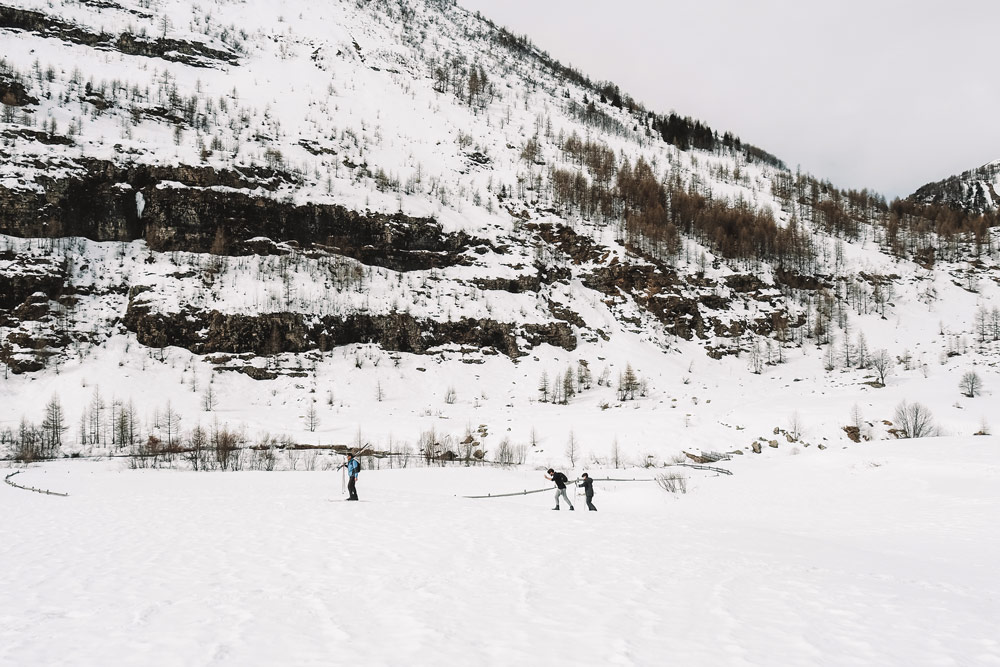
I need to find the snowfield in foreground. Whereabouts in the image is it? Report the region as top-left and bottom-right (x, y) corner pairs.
(2, 437), (999, 666)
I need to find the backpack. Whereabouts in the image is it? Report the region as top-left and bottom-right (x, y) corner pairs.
(555, 472), (568, 485)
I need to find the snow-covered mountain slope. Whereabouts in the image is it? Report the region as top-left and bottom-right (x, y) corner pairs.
(2, 0), (999, 464)
(911, 160), (1000, 215)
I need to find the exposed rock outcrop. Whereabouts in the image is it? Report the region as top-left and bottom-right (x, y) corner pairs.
(584, 264), (707, 340)
(472, 274), (542, 294)
(0, 256), (66, 311)
(527, 222), (610, 264)
(123, 302), (575, 358)
(0, 5), (238, 67)
(0, 160), (476, 270)
(0, 73), (37, 106)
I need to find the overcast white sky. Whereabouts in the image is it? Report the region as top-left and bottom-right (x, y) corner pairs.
(458, 0), (1000, 198)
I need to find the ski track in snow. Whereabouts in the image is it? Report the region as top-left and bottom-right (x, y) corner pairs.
(2, 438), (999, 666)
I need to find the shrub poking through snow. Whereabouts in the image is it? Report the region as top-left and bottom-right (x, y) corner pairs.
(656, 472), (687, 494)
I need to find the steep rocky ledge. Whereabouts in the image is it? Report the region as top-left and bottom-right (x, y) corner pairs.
(0, 254), (66, 312)
(0, 160), (477, 271)
(123, 301), (576, 360)
(0, 72), (37, 106)
(584, 264), (707, 340)
(0, 5), (238, 67)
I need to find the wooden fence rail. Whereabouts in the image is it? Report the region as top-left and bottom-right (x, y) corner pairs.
(4, 470), (70, 497)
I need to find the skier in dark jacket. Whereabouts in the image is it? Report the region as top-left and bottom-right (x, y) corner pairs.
(578, 472), (596, 511)
(545, 468), (574, 510)
(344, 453), (360, 501)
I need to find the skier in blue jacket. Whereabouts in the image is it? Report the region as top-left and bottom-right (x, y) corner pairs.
(344, 453), (360, 501)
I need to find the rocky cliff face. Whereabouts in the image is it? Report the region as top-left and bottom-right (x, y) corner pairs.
(0, 73), (37, 106)
(0, 253), (65, 313)
(0, 160), (476, 270)
(0, 158), (576, 373)
(123, 300), (575, 360)
(0, 5), (238, 67)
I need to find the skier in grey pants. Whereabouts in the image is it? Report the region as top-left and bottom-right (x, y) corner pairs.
(578, 472), (597, 511)
(545, 468), (574, 510)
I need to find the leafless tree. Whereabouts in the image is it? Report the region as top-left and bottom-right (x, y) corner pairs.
(15, 418), (40, 463)
(40, 394), (67, 458)
(788, 412), (803, 441)
(975, 307), (990, 347)
(824, 341), (837, 371)
(538, 371), (550, 403)
(618, 364), (639, 401)
(960, 371), (983, 398)
(551, 372), (563, 405)
(419, 428), (437, 465)
(850, 403), (864, 430)
(855, 331), (869, 368)
(186, 425), (208, 471)
(893, 401), (936, 439)
(305, 402), (319, 432)
(841, 322), (853, 367)
(870, 349), (894, 386)
(562, 366), (575, 403)
(565, 430), (578, 468)
(577, 360), (592, 391)
(494, 437), (515, 466)
(163, 401), (181, 448)
(202, 384), (215, 411)
(213, 422), (241, 470)
(749, 338), (764, 374)
(88, 386), (105, 446)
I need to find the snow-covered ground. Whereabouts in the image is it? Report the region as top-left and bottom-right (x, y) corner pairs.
(3, 437), (998, 666)
(3, 0), (1000, 661)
